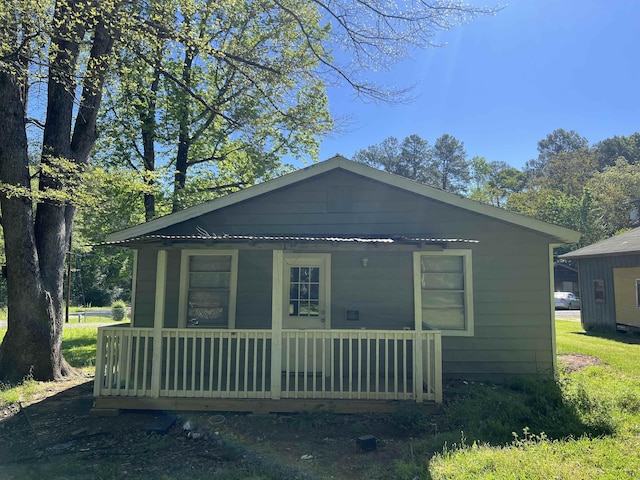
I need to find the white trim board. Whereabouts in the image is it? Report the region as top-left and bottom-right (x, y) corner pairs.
(107, 155), (580, 244)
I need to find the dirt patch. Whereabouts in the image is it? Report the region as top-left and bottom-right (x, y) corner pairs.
(558, 353), (604, 373)
(0, 377), (431, 479)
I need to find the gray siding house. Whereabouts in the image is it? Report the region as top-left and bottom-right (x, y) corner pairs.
(562, 227), (640, 332)
(93, 156), (579, 413)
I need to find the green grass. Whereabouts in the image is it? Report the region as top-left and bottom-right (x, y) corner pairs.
(427, 320), (640, 479)
(61, 327), (99, 367)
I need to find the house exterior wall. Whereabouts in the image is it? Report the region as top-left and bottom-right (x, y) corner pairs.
(613, 266), (640, 328)
(131, 169), (559, 380)
(132, 248), (158, 328)
(236, 250), (273, 328)
(576, 254), (640, 330)
(330, 251), (414, 330)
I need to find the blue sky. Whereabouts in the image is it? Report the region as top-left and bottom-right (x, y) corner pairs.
(316, 0), (640, 169)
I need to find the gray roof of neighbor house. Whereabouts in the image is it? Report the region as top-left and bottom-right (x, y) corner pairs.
(561, 227), (640, 259)
(106, 155), (581, 244)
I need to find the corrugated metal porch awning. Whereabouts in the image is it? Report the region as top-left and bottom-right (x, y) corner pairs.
(96, 233), (479, 247)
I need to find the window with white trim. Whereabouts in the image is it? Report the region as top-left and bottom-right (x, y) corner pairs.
(414, 250), (473, 335)
(179, 250), (238, 328)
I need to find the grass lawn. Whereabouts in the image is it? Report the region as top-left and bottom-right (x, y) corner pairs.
(429, 320), (640, 479)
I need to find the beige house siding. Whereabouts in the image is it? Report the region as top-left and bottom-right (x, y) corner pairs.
(613, 267), (640, 328)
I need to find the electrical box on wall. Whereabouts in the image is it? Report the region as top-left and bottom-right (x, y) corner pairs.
(346, 309), (360, 321)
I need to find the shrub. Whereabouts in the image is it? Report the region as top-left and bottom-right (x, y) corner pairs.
(111, 300), (127, 321)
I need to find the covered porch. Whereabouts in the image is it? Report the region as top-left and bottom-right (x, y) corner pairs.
(93, 245), (450, 413)
(93, 326), (442, 413)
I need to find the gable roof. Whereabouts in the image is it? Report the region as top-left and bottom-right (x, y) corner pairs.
(561, 227), (640, 259)
(106, 155), (580, 244)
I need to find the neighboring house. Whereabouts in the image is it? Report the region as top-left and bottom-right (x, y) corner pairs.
(561, 227), (640, 332)
(93, 156), (579, 414)
(554, 262), (579, 295)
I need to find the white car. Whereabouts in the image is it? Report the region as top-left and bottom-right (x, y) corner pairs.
(554, 292), (580, 310)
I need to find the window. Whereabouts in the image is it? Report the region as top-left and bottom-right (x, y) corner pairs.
(593, 279), (605, 304)
(414, 250), (473, 336)
(288, 266), (320, 316)
(636, 280), (640, 309)
(179, 250), (238, 328)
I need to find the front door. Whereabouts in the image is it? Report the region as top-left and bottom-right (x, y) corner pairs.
(282, 253), (331, 373)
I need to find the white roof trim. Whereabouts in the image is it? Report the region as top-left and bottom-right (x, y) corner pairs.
(107, 155), (581, 244)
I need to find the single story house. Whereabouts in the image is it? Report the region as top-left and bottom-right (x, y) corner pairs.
(93, 156), (579, 414)
(561, 227), (640, 332)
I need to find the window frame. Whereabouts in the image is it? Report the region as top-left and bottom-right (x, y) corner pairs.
(593, 279), (606, 304)
(413, 249), (474, 336)
(178, 249), (239, 328)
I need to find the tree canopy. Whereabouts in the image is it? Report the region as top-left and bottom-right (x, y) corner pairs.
(352, 133), (470, 193)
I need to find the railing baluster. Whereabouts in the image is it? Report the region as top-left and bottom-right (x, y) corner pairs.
(261, 333), (267, 395)
(95, 327), (441, 404)
(243, 333), (249, 395)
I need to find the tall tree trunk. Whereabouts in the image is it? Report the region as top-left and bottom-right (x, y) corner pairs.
(140, 66), (161, 221)
(172, 49), (195, 213)
(0, 68), (66, 382)
(0, 4), (114, 383)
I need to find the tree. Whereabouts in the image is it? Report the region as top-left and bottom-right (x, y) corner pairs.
(507, 188), (601, 250)
(432, 134), (470, 193)
(526, 128), (589, 179)
(593, 132), (640, 171)
(587, 159), (640, 236)
(0, 0), (497, 383)
(353, 133), (473, 192)
(0, 0), (116, 382)
(353, 135), (434, 183)
(533, 149), (597, 198)
(468, 159), (526, 207)
(98, 0), (332, 217)
(469, 156), (491, 192)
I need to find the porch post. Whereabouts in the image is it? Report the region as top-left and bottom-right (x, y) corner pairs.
(270, 250), (284, 399)
(129, 249), (138, 325)
(434, 332), (443, 403)
(150, 249), (168, 398)
(413, 252), (424, 403)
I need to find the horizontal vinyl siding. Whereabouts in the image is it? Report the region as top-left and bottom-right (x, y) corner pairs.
(133, 249), (157, 328)
(447, 239), (553, 379)
(163, 250), (181, 328)
(149, 169), (558, 380)
(331, 251), (414, 330)
(236, 250), (272, 329)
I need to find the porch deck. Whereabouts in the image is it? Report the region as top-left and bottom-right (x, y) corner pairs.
(93, 326), (442, 413)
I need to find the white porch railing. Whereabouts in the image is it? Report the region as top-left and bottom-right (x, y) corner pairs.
(94, 326), (442, 403)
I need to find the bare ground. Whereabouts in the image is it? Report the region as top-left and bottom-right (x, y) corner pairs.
(558, 353), (603, 373)
(0, 376), (429, 480)
(0, 352), (605, 479)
